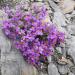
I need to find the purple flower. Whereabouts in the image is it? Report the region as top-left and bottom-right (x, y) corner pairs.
(58, 32), (65, 43)
(2, 4), (65, 68)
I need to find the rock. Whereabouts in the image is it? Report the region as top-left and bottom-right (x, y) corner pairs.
(57, 55), (74, 66)
(67, 36), (75, 63)
(36, 0), (43, 1)
(71, 16), (75, 24)
(69, 72), (74, 75)
(48, 63), (60, 75)
(57, 65), (69, 74)
(65, 14), (72, 24)
(2, 61), (20, 75)
(53, 0), (60, 3)
(39, 72), (48, 75)
(30, 0), (43, 1)
(67, 25), (75, 36)
(57, 57), (68, 65)
(58, 0), (75, 14)
(53, 12), (67, 27)
(47, 56), (52, 63)
(21, 63), (38, 75)
(48, 0), (61, 12)
(70, 66), (75, 74)
(1, 1), (75, 75)
(59, 43), (67, 57)
(67, 59), (74, 68)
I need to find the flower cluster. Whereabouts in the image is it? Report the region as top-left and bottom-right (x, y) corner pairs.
(2, 4), (65, 68)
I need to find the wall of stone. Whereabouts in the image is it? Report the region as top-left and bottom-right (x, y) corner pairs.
(0, 0), (75, 75)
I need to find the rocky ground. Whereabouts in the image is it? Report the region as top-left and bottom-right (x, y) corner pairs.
(0, 0), (75, 75)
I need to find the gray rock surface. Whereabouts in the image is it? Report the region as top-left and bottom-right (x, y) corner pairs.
(67, 25), (75, 35)
(57, 65), (69, 74)
(69, 72), (74, 75)
(67, 36), (75, 63)
(48, 63), (60, 75)
(0, 0), (75, 75)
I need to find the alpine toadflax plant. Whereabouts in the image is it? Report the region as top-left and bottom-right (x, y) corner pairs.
(2, 4), (65, 68)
